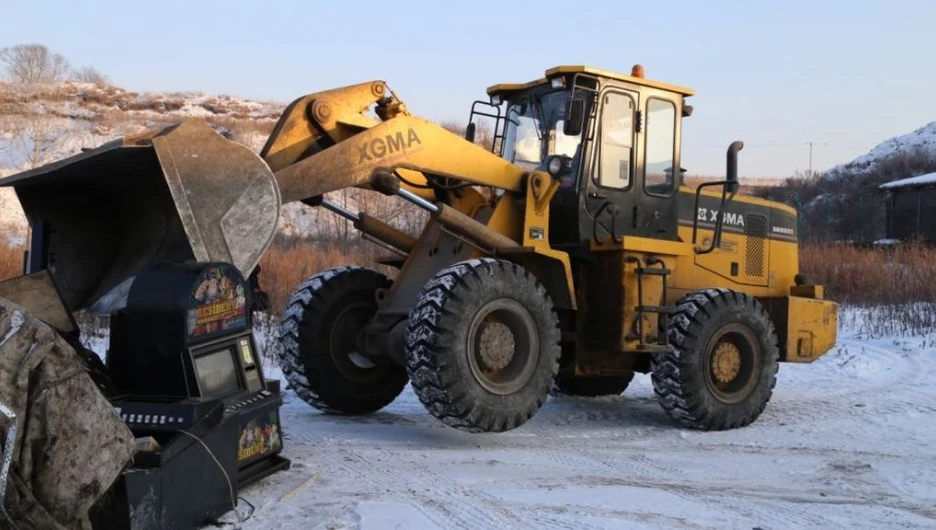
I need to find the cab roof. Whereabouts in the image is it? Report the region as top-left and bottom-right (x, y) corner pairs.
(486, 65), (695, 98)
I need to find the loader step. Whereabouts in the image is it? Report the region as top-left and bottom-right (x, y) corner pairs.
(637, 305), (672, 314)
(636, 344), (673, 353)
(635, 267), (671, 276)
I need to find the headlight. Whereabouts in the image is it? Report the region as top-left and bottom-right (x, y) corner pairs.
(546, 155), (571, 178)
(490, 95), (502, 106)
(548, 157), (563, 175)
(550, 77), (565, 89)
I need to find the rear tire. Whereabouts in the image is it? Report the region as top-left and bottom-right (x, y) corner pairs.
(651, 288), (779, 430)
(553, 373), (635, 397)
(278, 266), (408, 415)
(405, 258), (561, 433)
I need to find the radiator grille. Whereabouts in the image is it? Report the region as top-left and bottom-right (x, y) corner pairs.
(745, 214), (767, 277)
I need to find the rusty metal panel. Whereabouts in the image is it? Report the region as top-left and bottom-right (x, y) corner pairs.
(0, 272), (75, 334)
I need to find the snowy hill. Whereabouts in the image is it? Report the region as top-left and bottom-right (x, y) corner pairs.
(825, 120), (936, 179)
(751, 119), (936, 243)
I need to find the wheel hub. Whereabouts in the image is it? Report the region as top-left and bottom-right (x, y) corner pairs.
(467, 298), (539, 396)
(330, 302), (380, 379)
(712, 341), (742, 384)
(478, 321), (515, 371)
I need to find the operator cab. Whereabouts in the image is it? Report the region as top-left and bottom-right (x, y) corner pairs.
(479, 65), (694, 249)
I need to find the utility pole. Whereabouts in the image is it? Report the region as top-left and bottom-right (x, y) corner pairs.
(807, 141), (813, 176)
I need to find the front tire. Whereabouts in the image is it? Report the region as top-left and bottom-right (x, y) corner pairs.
(405, 258), (561, 433)
(651, 288), (779, 430)
(278, 266), (408, 415)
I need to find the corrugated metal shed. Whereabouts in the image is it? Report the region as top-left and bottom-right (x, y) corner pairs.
(880, 172), (936, 241)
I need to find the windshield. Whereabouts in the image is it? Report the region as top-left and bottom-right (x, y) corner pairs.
(501, 91), (582, 178)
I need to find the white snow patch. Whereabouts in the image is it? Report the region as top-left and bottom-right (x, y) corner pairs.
(356, 501), (437, 529)
(826, 120), (936, 178)
(221, 306), (936, 530)
(879, 171), (936, 190)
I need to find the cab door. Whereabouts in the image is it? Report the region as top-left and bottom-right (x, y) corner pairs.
(634, 96), (680, 241)
(582, 89), (639, 242)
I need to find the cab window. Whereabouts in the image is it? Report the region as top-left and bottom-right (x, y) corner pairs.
(596, 92), (634, 189)
(645, 98), (676, 195)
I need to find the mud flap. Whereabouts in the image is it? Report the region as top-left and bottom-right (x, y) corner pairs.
(0, 120), (280, 313)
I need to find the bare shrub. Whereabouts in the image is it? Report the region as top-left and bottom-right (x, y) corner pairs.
(801, 242), (936, 336)
(801, 241), (936, 305)
(0, 44), (70, 84)
(439, 119), (494, 151)
(257, 237), (393, 314)
(0, 109), (70, 169)
(72, 66), (110, 86)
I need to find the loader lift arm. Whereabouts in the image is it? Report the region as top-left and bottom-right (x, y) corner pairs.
(255, 80), (576, 310)
(258, 81), (529, 204)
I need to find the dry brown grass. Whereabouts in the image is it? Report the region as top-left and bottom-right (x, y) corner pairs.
(0, 236), (386, 313)
(257, 238), (394, 314)
(801, 242), (936, 336)
(257, 239), (936, 336)
(800, 242), (936, 305)
(6, 235), (936, 337)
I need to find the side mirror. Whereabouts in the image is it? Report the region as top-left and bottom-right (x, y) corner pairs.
(563, 98), (585, 137)
(465, 122), (476, 143)
(726, 141), (743, 194)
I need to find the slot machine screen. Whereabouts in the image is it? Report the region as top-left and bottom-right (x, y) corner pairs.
(194, 348), (242, 400)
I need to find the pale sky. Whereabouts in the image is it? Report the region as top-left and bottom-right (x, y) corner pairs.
(2, 0), (934, 178)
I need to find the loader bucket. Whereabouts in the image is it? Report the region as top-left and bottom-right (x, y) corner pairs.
(0, 119), (281, 314)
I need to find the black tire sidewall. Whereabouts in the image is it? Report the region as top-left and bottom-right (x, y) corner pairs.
(307, 279), (396, 388)
(653, 289), (779, 430)
(406, 259), (561, 432)
(280, 267), (407, 415)
(446, 267), (558, 418)
(686, 299), (776, 420)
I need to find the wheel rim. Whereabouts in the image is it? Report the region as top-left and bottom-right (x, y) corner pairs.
(328, 301), (384, 382)
(466, 298), (539, 395)
(702, 323), (760, 404)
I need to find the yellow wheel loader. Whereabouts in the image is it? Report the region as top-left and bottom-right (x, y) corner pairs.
(0, 64), (837, 435)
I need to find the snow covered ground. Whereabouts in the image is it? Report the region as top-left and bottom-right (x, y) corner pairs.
(223, 312), (936, 530)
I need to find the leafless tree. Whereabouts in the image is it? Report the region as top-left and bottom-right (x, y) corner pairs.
(0, 83), (70, 170)
(0, 44), (70, 84)
(72, 65), (110, 86)
(439, 119), (494, 151)
(0, 112), (64, 169)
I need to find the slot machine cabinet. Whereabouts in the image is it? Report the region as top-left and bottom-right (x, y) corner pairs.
(94, 262), (290, 530)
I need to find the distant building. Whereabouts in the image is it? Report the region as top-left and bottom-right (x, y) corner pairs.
(880, 172), (936, 242)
